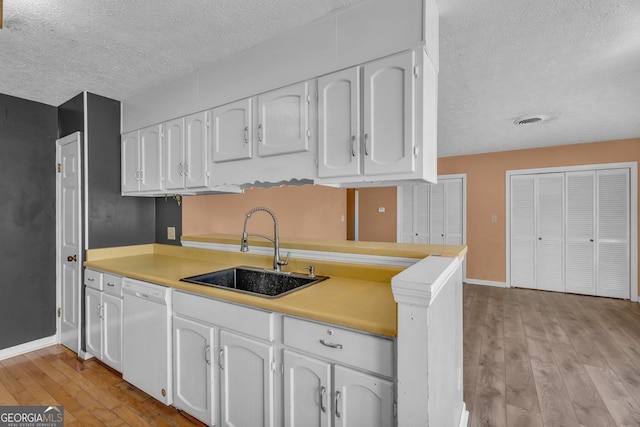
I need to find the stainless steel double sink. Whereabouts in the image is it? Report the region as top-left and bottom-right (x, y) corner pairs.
(180, 266), (328, 298)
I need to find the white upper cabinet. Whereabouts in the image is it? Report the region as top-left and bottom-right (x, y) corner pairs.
(318, 67), (361, 178)
(164, 112), (210, 192)
(257, 81), (311, 157)
(363, 51), (415, 177)
(316, 47), (436, 186)
(212, 98), (253, 163)
(121, 125), (163, 195)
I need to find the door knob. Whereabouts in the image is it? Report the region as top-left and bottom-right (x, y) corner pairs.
(67, 255), (77, 262)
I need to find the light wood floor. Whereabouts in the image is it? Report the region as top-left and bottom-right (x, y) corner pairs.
(464, 283), (640, 427)
(2, 285), (639, 426)
(0, 345), (202, 426)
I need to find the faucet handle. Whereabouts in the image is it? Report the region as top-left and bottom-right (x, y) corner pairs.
(302, 265), (315, 278)
(277, 251), (290, 267)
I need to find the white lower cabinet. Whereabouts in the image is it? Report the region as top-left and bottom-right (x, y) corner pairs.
(84, 270), (123, 372)
(220, 330), (275, 427)
(283, 316), (396, 427)
(173, 316), (216, 426)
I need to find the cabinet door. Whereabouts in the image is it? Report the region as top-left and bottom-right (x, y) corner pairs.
(565, 171), (596, 295)
(220, 330), (274, 427)
(318, 67), (361, 178)
(121, 131), (140, 193)
(334, 365), (394, 427)
(101, 293), (122, 372)
(536, 173), (565, 292)
(85, 288), (102, 359)
(213, 98), (253, 162)
(597, 168), (630, 298)
(283, 350), (331, 427)
(174, 316), (216, 426)
(363, 51), (415, 176)
(184, 111), (210, 189)
(139, 125), (163, 192)
(258, 82), (310, 157)
(164, 118), (185, 191)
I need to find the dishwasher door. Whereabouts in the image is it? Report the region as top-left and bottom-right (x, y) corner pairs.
(123, 279), (172, 405)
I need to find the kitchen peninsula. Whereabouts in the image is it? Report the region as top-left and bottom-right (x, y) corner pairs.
(84, 236), (467, 426)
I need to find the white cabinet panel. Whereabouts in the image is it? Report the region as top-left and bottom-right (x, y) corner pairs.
(164, 118), (185, 191)
(102, 293), (122, 372)
(258, 81), (310, 157)
(184, 112), (209, 189)
(220, 330), (274, 427)
(318, 67), (361, 178)
(173, 316), (215, 426)
(139, 125), (163, 192)
(334, 365), (394, 427)
(363, 51), (415, 176)
(213, 98), (253, 163)
(284, 350), (332, 427)
(85, 287), (102, 358)
(121, 131), (140, 194)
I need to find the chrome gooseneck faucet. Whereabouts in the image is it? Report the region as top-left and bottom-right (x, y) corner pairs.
(240, 206), (289, 271)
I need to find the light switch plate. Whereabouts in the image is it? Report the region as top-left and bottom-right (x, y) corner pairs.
(167, 226), (176, 240)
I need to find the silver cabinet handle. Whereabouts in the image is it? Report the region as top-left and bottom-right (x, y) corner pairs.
(218, 349), (224, 369)
(258, 124), (263, 142)
(106, 282), (115, 287)
(97, 304), (103, 319)
(364, 133), (370, 155)
(244, 126), (249, 144)
(335, 390), (342, 418)
(184, 162), (189, 177)
(319, 339), (343, 349)
(351, 135), (357, 157)
(320, 386), (327, 413)
(178, 162), (183, 176)
(87, 277), (94, 282)
(204, 345), (211, 365)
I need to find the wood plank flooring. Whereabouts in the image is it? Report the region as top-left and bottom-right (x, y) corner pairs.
(1, 285), (639, 426)
(464, 283), (640, 427)
(0, 346), (203, 426)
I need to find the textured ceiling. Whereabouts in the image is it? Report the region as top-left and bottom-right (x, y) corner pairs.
(1, 0), (639, 157)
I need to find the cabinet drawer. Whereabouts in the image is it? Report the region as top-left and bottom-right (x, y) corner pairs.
(174, 291), (275, 342)
(283, 316), (394, 377)
(84, 269), (103, 290)
(103, 273), (123, 297)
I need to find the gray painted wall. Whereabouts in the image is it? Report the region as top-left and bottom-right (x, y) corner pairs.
(155, 197), (182, 246)
(0, 93), (58, 350)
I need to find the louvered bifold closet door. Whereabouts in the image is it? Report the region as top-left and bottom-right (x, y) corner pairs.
(445, 179), (464, 245)
(416, 184), (430, 243)
(597, 168), (630, 299)
(399, 185), (415, 243)
(430, 183), (445, 244)
(510, 175), (537, 289)
(535, 173), (565, 292)
(565, 171), (596, 295)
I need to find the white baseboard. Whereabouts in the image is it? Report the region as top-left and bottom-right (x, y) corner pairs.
(464, 278), (508, 288)
(0, 335), (58, 361)
(459, 402), (469, 427)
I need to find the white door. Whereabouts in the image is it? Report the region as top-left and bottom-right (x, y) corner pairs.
(173, 316), (215, 426)
(565, 171), (596, 295)
(430, 182), (445, 244)
(399, 185), (415, 243)
(212, 98), (253, 162)
(139, 124), (163, 192)
(101, 293), (122, 372)
(597, 168), (630, 298)
(510, 175), (537, 289)
(164, 118), (185, 191)
(334, 365), (394, 427)
(56, 132), (82, 352)
(258, 81), (310, 157)
(535, 173), (565, 292)
(318, 67), (361, 178)
(220, 330), (274, 427)
(184, 111), (209, 189)
(445, 179), (464, 245)
(121, 131), (140, 194)
(283, 350), (332, 427)
(363, 51), (415, 176)
(415, 184), (430, 243)
(85, 288), (102, 358)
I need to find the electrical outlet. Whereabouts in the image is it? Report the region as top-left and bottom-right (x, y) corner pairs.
(378, 207), (386, 213)
(167, 226), (176, 240)
(491, 215), (497, 223)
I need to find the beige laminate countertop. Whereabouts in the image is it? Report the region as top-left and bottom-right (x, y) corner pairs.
(84, 244), (410, 337)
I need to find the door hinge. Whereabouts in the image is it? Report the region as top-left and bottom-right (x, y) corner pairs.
(57, 307), (62, 318)
(315, 91), (319, 101)
(307, 93), (312, 103)
(413, 65), (420, 78)
(307, 129), (312, 139)
(57, 163), (62, 173)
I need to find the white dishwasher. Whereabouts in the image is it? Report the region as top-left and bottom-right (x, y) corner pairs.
(123, 278), (173, 405)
